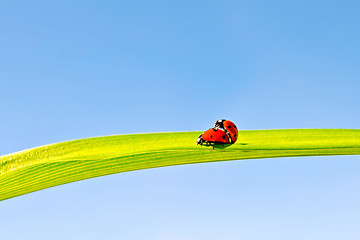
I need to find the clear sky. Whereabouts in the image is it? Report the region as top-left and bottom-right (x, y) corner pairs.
(1, 0), (360, 239)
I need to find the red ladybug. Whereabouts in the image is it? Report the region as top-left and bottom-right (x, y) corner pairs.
(214, 119), (238, 143)
(196, 128), (230, 146)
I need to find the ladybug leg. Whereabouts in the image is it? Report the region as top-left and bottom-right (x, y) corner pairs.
(224, 131), (232, 143)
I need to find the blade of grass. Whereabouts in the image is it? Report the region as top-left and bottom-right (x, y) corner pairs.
(1, 129), (360, 201)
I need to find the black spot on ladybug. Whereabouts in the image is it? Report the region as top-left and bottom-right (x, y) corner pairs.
(210, 135), (213, 138)
(234, 126), (237, 129)
(228, 126), (232, 128)
(222, 135), (225, 140)
(234, 134), (237, 137)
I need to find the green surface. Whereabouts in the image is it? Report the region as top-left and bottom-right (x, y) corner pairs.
(1, 129), (360, 201)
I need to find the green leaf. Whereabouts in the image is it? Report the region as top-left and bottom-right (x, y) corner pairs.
(1, 129), (360, 201)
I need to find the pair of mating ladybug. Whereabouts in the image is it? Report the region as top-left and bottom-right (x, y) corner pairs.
(197, 119), (238, 147)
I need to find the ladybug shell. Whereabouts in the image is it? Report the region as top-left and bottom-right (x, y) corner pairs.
(201, 128), (230, 144)
(222, 120), (238, 143)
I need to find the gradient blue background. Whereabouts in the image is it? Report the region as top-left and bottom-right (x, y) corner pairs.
(1, 1), (360, 239)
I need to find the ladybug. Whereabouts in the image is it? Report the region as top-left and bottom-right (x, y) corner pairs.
(196, 128), (230, 147)
(214, 119), (238, 143)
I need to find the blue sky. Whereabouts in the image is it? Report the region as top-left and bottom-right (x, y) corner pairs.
(1, 1), (360, 239)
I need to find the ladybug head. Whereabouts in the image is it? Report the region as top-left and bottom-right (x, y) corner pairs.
(214, 119), (227, 129)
